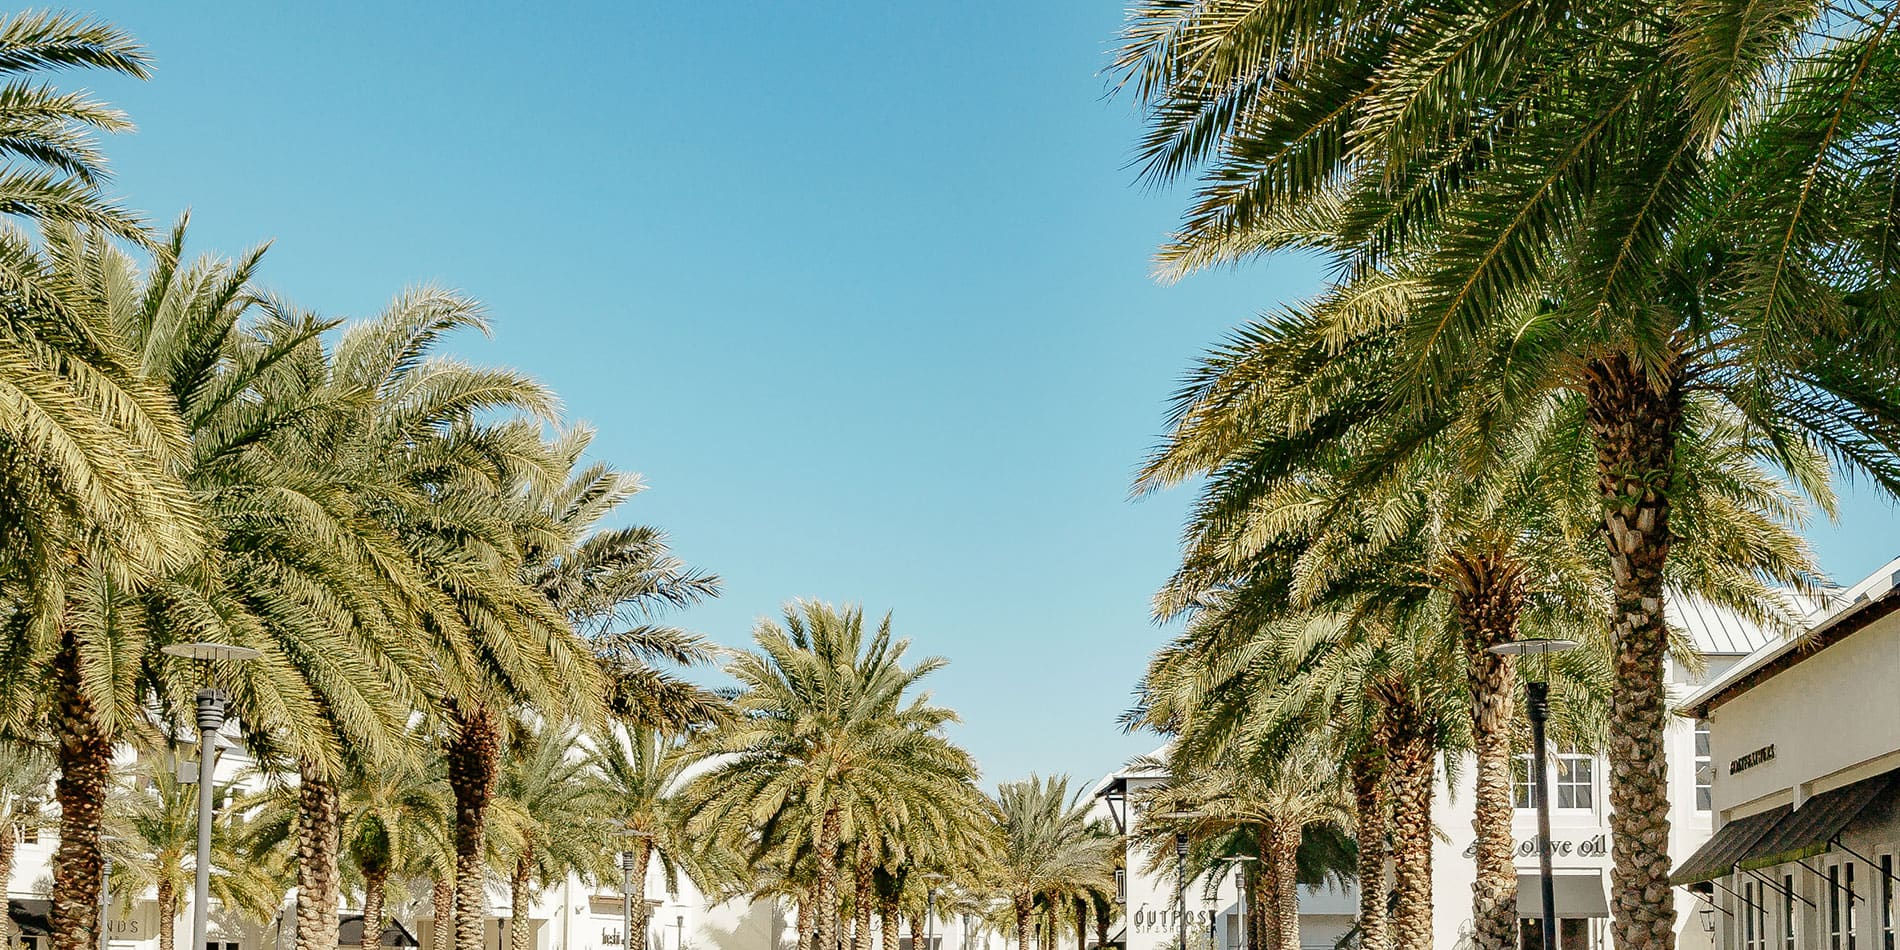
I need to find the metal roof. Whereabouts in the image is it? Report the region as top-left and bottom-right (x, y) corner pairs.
(1671, 805), (1791, 885)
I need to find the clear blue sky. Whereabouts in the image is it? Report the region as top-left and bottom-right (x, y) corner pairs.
(73, 2), (1897, 787)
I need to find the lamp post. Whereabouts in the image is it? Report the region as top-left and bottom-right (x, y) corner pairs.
(1154, 812), (1206, 950)
(1486, 637), (1578, 950)
(1219, 856), (1255, 950)
(674, 915), (685, 950)
(922, 873), (948, 950)
(160, 642), (259, 950)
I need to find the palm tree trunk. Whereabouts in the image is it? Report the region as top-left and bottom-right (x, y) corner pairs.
(296, 763), (343, 950)
(1074, 898), (1087, 950)
(1253, 834), (1279, 950)
(797, 892), (815, 950)
(158, 878), (177, 950)
(431, 878), (453, 950)
(1242, 864), (1264, 950)
(448, 707), (501, 950)
(1093, 901), (1108, 950)
(879, 899), (900, 950)
(1349, 753), (1390, 950)
(1013, 897), (1032, 950)
(1266, 821), (1298, 950)
(509, 854), (533, 950)
(1383, 696), (1436, 950)
(627, 839), (653, 950)
(851, 847), (875, 950)
(361, 870), (389, 950)
(1449, 552), (1524, 950)
(1584, 353), (1682, 950)
(811, 806), (843, 950)
(50, 633), (110, 950)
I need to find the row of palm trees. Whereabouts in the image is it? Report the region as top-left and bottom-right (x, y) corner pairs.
(1113, 0), (1900, 948)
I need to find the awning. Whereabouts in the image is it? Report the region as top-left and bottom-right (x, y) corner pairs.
(339, 914), (420, 948)
(1738, 769), (1900, 872)
(1515, 872), (1609, 918)
(1671, 805), (1791, 885)
(9, 899), (51, 937)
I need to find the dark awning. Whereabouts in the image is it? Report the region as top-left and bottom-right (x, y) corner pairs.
(1738, 769), (1900, 872)
(339, 914), (420, 948)
(9, 899), (51, 937)
(1515, 872), (1609, 918)
(1671, 805), (1791, 885)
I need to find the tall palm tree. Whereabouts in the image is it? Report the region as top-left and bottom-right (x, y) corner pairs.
(1116, 3), (1900, 944)
(338, 761), (451, 950)
(987, 776), (1116, 950)
(685, 602), (982, 950)
(591, 726), (706, 950)
(491, 719), (611, 950)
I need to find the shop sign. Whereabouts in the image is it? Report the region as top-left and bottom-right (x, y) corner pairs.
(1462, 834), (1608, 859)
(1730, 745), (1775, 775)
(1127, 907), (1215, 934)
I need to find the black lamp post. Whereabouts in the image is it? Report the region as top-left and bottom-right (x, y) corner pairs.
(1155, 812), (1207, 950)
(160, 642), (259, 950)
(1486, 637), (1578, 950)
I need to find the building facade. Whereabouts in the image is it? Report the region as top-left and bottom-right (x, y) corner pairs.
(1673, 556), (1900, 950)
(1090, 593), (1803, 950)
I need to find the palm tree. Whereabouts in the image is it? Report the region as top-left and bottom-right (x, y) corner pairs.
(685, 602), (982, 950)
(591, 726), (706, 950)
(1116, 3), (1900, 944)
(107, 755), (280, 950)
(0, 739), (52, 943)
(491, 719), (611, 950)
(339, 761), (451, 950)
(987, 776), (1116, 950)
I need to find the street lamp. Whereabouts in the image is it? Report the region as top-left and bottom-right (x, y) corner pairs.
(1154, 812), (1207, 950)
(1486, 637), (1578, 950)
(673, 915), (685, 950)
(1218, 856), (1255, 950)
(160, 642), (259, 950)
(921, 873), (948, 950)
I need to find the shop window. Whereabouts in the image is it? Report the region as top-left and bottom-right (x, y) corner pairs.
(1787, 873), (1799, 950)
(1554, 755), (1594, 810)
(1514, 919), (1590, 950)
(1694, 720), (1713, 811)
(1831, 863), (1860, 950)
(1883, 855), (1895, 950)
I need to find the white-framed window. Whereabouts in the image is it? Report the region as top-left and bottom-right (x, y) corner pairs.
(1744, 881), (1766, 950)
(1831, 862), (1860, 950)
(1554, 755), (1594, 810)
(1787, 872), (1800, 950)
(1882, 854), (1895, 950)
(1694, 720), (1713, 811)
(1115, 869), (1126, 902)
(1512, 755), (1536, 810)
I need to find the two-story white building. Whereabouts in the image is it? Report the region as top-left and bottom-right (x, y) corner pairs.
(1672, 555), (1900, 950)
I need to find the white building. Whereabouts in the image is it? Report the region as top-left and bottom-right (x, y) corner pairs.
(1673, 556), (1900, 950)
(1090, 592), (1815, 950)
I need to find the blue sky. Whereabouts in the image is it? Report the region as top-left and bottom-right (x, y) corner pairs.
(74, 2), (1898, 787)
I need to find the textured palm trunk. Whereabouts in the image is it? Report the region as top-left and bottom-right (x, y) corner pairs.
(627, 839), (653, 950)
(851, 848), (875, 950)
(1265, 822), (1299, 950)
(51, 633), (110, 950)
(1584, 353), (1682, 950)
(157, 878), (177, 950)
(910, 911), (926, 950)
(448, 708), (501, 950)
(297, 764), (344, 950)
(1013, 897), (1032, 950)
(1349, 754), (1390, 950)
(1093, 902), (1109, 950)
(1449, 552), (1524, 950)
(810, 806), (844, 950)
(1383, 698), (1436, 950)
(879, 899), (900, 950)
(797, 892), (815, 950)
(1242, 864), (1264, 950)
(509, 853), (533, 950)
(431, 878), (454, 950)
(1074, 897), (1088, 950)
(361, 869), (389, 950)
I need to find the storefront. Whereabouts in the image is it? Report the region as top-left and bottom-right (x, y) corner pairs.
(1672, 557), (1900, 950)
